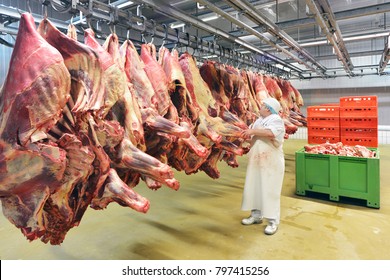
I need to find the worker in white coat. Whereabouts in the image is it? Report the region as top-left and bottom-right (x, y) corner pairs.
(240, 97), (285, 235)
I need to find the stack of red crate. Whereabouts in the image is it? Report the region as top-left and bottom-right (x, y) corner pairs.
(307, 104), (340, 144)
(339, 96), (378, 147)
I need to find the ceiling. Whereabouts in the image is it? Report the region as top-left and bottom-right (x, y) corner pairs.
(1, 0), (390, 79)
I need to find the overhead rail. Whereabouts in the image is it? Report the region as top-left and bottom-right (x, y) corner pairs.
(0, 0), (295, 78)
(278, 2), (390, 31)
(211, 0), (328, 78)
(306, 0), (354, 76)
(132, 0), (303, 77)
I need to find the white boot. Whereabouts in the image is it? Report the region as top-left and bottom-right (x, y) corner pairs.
(241, 216), (263, 225)
(264, 221), (278, 235)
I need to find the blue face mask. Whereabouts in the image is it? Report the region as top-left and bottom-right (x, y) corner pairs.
(264, 103), (278, 114)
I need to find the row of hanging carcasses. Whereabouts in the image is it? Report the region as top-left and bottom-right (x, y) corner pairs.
(0, 13), (306, 244)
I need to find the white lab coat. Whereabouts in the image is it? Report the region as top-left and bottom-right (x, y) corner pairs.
(241, 114), (285, 223)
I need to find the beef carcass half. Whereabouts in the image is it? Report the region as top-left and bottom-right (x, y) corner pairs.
(0, 15), (172, 245)
(0, 13), (70, 243)
(38, 22), (151, 221)
(179, 53), (245, 177)
(141, 44), (209, 159)
(120, 39), (204, 189)
(200, 60), (248, 129)
(85, 31), (180, 190)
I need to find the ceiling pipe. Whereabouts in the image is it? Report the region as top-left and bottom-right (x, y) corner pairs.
(306, 0), (354, 76)
(192, 0), (321, 76)
(220, 0), (327, 76)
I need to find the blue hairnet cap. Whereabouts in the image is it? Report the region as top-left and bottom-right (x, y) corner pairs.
(263, 97), (281, 114)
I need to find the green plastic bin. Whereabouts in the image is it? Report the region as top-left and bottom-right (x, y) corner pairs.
(295, 147), (380, 208)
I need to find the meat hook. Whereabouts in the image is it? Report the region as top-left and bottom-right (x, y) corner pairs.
(149, 19), (156, 45)
(160, 23), (168, 48)
(41, 3), (48, 19)
(27, 0), (32, 14)
(192, 35), (198, 56)
(185, 32), (190, 52)
(199, 37), (204, 59)
(139, 15), (147, 43)
(173, 28), (179, 49)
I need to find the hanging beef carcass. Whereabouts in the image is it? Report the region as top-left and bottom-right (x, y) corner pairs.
(288, 81), (307, 127)
(179, 53), (245, 177)
(158, 47), (212, 174)
(101, 33), (145, 150)
(158, 47), (199, 124)
(263, 75), (298, 136)
(120, 39), (210, 188)
(199, 60), (248, 129)
(277, 78), (306, 128)
(140, 43), (208, 159)
(140, 43), (171, 118)
(0, 14), (183, 244)
(0, 13), (70, 244)
(199, 60), (249, 168)
(248, 72), (270, 102)
(263, 75), (282, 100)
(38, 21), (163, 194)
(240, 69), (261, 120)
(84, 30), (182, 190)
(9, 16), (151, 244)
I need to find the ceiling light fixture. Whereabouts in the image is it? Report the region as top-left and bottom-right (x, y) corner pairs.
(299, 32), (390, 47)
(200, 14), (220, 22)
(170, 22), (185, 29)
(116, 1), (134, 9)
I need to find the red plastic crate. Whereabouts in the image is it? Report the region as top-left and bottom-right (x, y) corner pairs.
(339, 106), (378, 118)
(308, 135), (340, 144)
(308, 126), (340, 137)
(307, 116), (340, 127)
(341, 136), (378, 147)
(340, 127), (378, 138)
(340, 117), (378, 128)
(340, 96), (377, 107)
(307, 105), (340, 118)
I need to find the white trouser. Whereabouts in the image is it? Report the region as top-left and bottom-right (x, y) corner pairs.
(251, 209), (279, 225)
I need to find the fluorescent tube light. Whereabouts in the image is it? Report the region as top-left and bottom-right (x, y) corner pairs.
(299, 40), (327, 47)
(200, 14), (220, 22)
(345, 32), (389, 41)
(117, 1), (134, 9)
(170, 23), (185, 29)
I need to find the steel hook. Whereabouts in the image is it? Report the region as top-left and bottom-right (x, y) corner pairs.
(149, 19), (156, 44)
(27, 0), (32, 13)
(173, 28), (180, 49)
(192, 35), (198, 55)
(139, 15), (147, 43)
(161, 23), (168, 48)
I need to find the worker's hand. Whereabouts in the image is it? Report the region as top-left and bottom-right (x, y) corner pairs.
(240, 129), (253, 139)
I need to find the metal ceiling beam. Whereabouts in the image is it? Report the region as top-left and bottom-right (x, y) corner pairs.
(306, 0), (354, 76)
(0, 4), (70, 30)
(194, 0), (327, 77)
(135, 0), (303, 76)
(219, 0), (327, 77)
(278, 2), (390, 31)
(0, 0), (288, 77)
(175, 0), (311, 74)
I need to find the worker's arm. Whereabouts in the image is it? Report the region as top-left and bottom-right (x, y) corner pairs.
(241, 127), (275, 139)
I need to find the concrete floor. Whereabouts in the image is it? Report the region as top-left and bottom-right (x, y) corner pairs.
(0, 139), (389, 260)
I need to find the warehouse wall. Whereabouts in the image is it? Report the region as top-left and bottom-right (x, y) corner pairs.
(291, 75), (390, 126)
(291, 76), (390, 144)
(0, 38), (13, 85)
